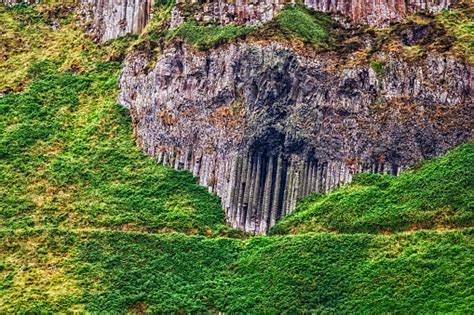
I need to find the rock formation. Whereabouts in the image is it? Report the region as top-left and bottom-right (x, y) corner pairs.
(1, 0), (459, 39)
(78, 0), (153, 41)
(119, 42), (472, 234)
(171, 0), (457, 27)
(0, 0), (152, 41)
(2, 0), (471, 233)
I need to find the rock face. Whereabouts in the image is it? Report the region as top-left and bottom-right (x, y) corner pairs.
(172, 0), (456, 27)
(0, 0), (152, 42)
(119, 43), (472, 234)
(1, 0), (457, 39)
(78, 0), (153, 41)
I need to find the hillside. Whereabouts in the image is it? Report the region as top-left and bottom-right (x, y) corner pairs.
(2, 228), (472, 313)
(272, 144), (474, 235)
(0, 4), (235, 236)
(0, 3), (473, 313)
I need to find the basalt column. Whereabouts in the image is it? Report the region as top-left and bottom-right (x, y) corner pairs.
(119, 43), (472, 234)
(171, 0), (456, 27)
(79, 0), (153, 41)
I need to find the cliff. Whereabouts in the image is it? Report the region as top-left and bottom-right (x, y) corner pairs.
(119, 26), (472, 233)
(3, 0), (471, 234)
(78, 0), (152, 41)
(1, 0), (460, 41)
(171, 0), (457, 27)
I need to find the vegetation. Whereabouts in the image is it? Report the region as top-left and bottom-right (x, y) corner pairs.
(370, 61), (385, 76)
(0, 4), (230, 235)
(0, 3), (473, 314)
(437, 4), (474, 62)
(272, 144), (474, 235)
(1, 228), (472, 313)
(167, 22), (254, 50)
(165, 5), (334, 50)
(269, 5), (334, 46)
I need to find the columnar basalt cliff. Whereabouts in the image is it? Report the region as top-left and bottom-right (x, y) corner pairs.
(4, 0), (470, 234)
(78, 0), (153, 41)
(172, 0), (456, 27)
(119, 42), (472, 234)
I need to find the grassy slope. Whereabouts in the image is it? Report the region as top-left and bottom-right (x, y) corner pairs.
(0, 3), (473, 313)
(272, 144), (474, 235)
(1, 228), (472, 313)
(0, 4), (230, 235)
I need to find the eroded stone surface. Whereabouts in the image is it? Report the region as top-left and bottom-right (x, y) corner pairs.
(77, 0), (152, 41)
(119, 43), (472, 234)
(0, 0), (152, 41)
(172, 0), (457, 27)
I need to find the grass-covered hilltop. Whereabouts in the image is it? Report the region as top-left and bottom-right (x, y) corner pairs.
(1, 2), (473, 313)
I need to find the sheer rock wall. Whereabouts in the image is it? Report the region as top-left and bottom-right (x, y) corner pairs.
(78, 0), (153, 41)
(172, 0), (456, 27)
(119, 43), (472, 234)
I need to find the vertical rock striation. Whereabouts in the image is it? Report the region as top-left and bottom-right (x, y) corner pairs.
(1, 0), (459, 39)
(0, 0), (152, 42)
(172, 0), (457, 27)
(78, 0), (153, 41)
(119, 43), (472, 234)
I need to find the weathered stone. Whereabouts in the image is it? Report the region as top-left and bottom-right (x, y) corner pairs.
(119, 42), (472, 234)
(77, 0), (153, 41)
(172, 0), (457, 27)
(0, 0), (152, 42)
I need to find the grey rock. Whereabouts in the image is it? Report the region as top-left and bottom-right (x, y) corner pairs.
(119, 43), (472, 234)
(172, 0), (457, 27)
(77, 0), (153, 42)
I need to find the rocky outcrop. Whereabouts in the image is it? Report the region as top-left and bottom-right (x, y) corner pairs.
(1, 0), (459, 40)
(0, 0), (152, 42)
(78, 0), (153, 41)
(172, 0), (457, 27)
(119, 43), (472, 234)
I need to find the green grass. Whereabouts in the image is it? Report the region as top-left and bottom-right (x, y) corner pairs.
(271, 5), (334, 46)
(272, 144), (474, 235)
(164, 5), (334, 50)
(167, 21), (254, 50)
(0, 5), (231, 235)
(1, 228), (472, 313)
(437, 5), (474, 62)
